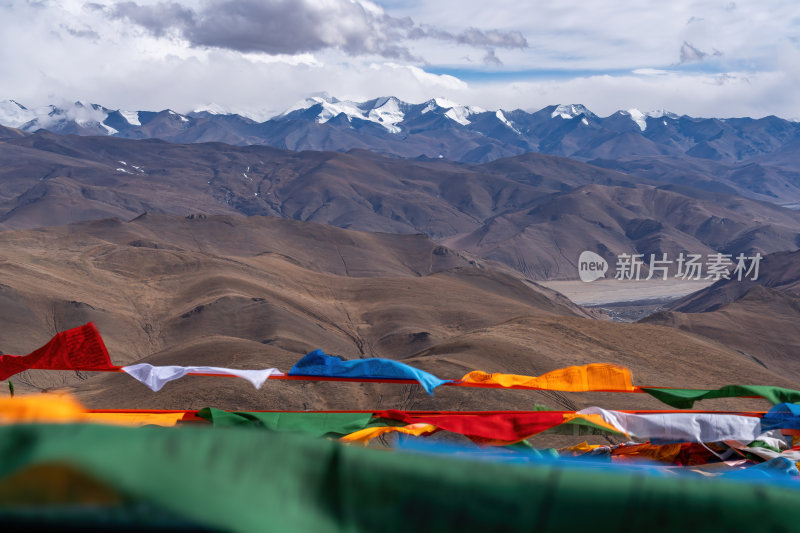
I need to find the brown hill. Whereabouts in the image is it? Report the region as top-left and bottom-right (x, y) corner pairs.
(0, 133), (631, 236)
(644, 286), (800, 383)
(0, 125), (26, 139)
(442, 184), (800, 279)
(642, 250), (800, 380)
(665, 249), (800, 313)
(0, 214), (793, 414)
(591, 155), (800, 205)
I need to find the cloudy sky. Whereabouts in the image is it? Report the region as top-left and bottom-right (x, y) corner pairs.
(2, 0), (799, 119)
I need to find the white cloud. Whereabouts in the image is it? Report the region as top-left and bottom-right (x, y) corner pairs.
(0, 0), (798, 119)
(632, 68), (669, 76)
(463, 70), (800, 119)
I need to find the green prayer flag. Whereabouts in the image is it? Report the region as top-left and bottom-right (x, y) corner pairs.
(196, 408), (376, 437)
(642, 385), (800, 408)
(1, 424), (800, 532)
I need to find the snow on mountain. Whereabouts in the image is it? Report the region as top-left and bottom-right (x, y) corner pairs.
(280, 94), (488, 130)
(421, 97), (485, 126)
(551, 104), (594, 120)
(2, 100), (113, 132)
(281, 95), (409, 133)
(71, 101), (109, 126)
(622, 109), (647, 131)
(119, 110), (141, 126)
(314, 98), (363, 124)
(192, 103), (230, 115)
(495, 110), (520, 133)
(167, 110), (190, 123)
(425, 97), (462, 111)
(0, 100), (35, 128)
(645, 109), (679, 120)
(365, 97), (406, 133)
(618, 108), (681, 131)
(283, 96), (360, 122)
(444, 107), (474, 126)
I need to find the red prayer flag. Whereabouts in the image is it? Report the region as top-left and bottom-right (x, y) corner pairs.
(0, 323), (118, 380)
(373, 409), (565, 443)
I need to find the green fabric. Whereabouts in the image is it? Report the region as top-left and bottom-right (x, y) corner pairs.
(1, 501), (220, 531)
(747, 440), (783, 453)
(642, 385), (800, 408)
(196, 408), (377, 437)
(539, 416), (625, 436)
(2, 424), (800, 533)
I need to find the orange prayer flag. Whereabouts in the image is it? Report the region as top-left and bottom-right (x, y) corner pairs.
(82, 412), (186, 427)
(0, 394), (184, 427)
(340, 423), (438, 446)
(559, 440), (605, 456)
(611, 442), (683, 463)
(0, 393), (87, 424)
(460, 363), (635, 392)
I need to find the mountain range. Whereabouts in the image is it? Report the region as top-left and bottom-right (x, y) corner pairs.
(2, 131), (799, 279)
(3, 97), (800, 205)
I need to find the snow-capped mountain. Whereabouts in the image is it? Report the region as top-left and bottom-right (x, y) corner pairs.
(2, 97), (800, 167)
(0, 100), (122, 135)
(550, 104), (595, 120)
(280, 95), (411, 133)
(615, 108), (681, 131)
(278, 95), (486, 132)
(0, 99), (196, 137)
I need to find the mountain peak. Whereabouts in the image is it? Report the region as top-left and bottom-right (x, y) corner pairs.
(279, 95), (409, 133)
(551, 104), (595, 120)
(427, 97), (460, 110)
(645, 109), (679, 120)
(421, 97), (485, 126)
(282, 94), (337, 115)
(192, 103), (231, 115)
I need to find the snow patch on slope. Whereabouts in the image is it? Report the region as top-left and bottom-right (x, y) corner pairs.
(624, 109), (647, 131)
(168, 110), (190, 123)
(366, 97), (405, 133)
(119, 110), (141, 126)
(495, 110), (520, 133)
